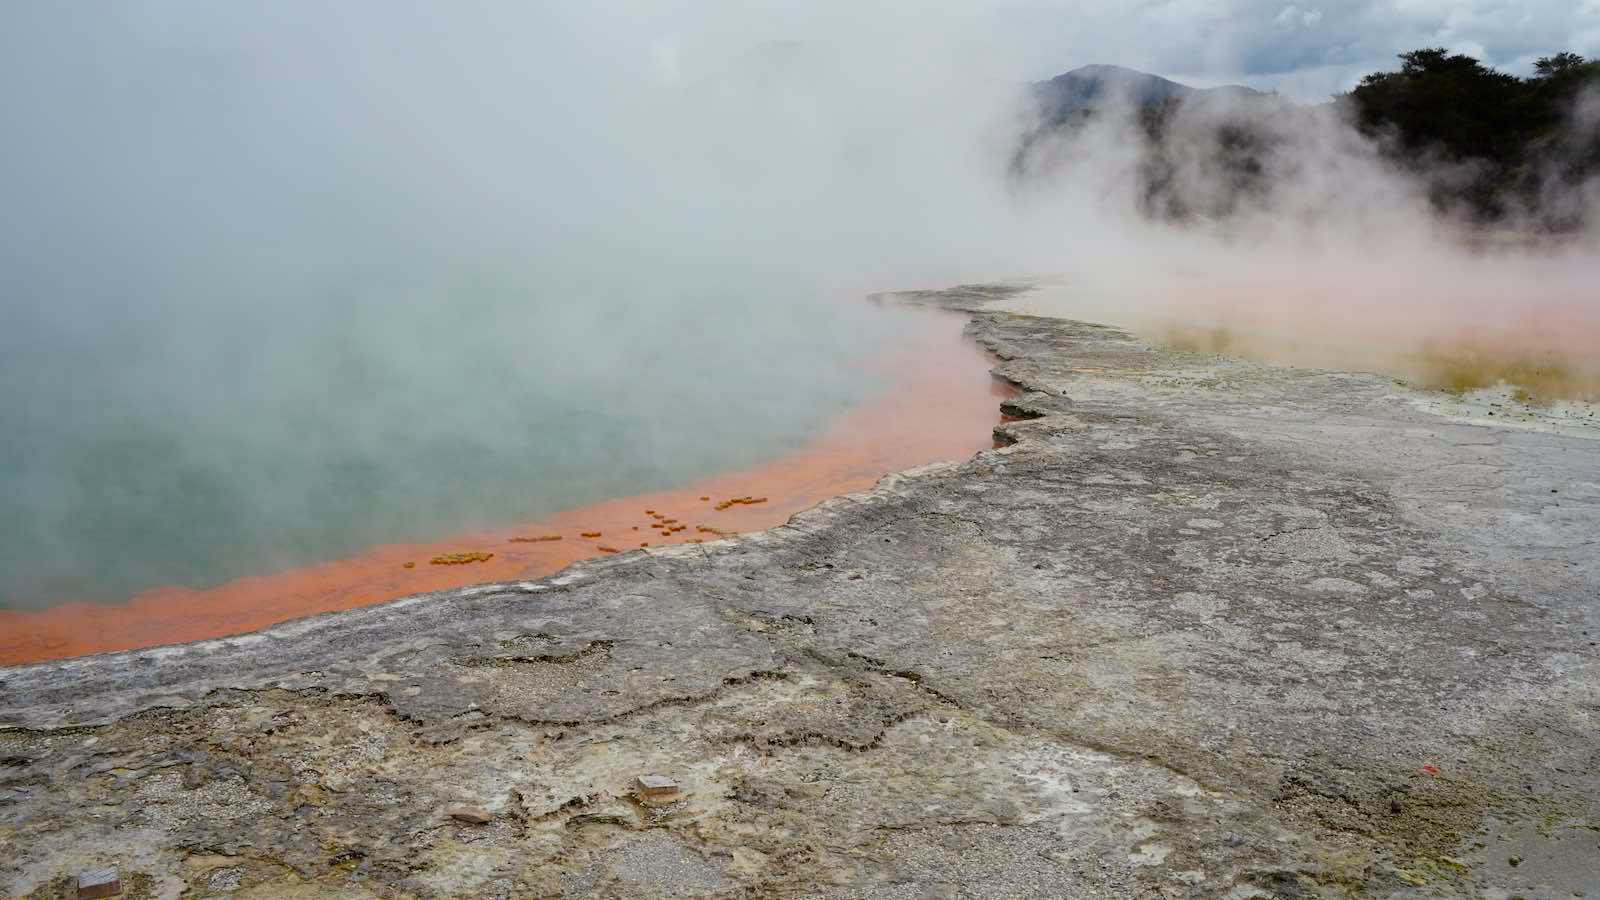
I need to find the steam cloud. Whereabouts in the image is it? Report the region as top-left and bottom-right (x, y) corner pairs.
(1008, 79), (1600, 393)
(1, 3), (1596, 607)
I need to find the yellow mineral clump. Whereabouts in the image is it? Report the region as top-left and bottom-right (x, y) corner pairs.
(714, 495), (768, 510)
(597, 545), (619, 553)
(580, 531), (602, 538)
(508, 534), (562, 543)
(430, 552), (494, 566)
(402, 561), (416, 569)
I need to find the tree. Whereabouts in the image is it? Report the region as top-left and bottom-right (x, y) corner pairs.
(1533, 52), (1588, 78)
(1344, 48), (1598, 224)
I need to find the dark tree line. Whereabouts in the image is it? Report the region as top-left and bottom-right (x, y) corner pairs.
(1342, 49), (1600, 225)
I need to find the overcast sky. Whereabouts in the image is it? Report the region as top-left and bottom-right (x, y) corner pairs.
(998, 0), (1600, 98)
(603, 0), (1600, 101)
(4, 2), (1595, 110)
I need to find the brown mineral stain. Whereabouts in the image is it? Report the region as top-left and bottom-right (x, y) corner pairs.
(0, 309), (1016, 666)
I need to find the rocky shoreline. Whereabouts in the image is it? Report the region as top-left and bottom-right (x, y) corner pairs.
(3, 283), (1597, 898)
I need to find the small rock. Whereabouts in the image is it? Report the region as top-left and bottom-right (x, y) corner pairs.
(984, 798), (1023, 824)
(78, 868), (121, 899)
(448, 805), (493, 824)
(566, 813), (632, 828)
(207, 866), (243, 892)
(784, 781), (826, 800)
(635, 774), (680, 798)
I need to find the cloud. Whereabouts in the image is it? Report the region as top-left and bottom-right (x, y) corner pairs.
(1274, 6), (1326, 29)
(972, 0), (1599, 97)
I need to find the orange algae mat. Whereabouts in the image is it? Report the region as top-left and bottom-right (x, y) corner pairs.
(0, 310), (1014, 665)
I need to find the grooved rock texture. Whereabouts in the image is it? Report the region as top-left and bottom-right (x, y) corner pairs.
(2, 284), (1597, 898)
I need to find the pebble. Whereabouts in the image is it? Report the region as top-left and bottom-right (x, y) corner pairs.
(78, 868), (121, 899)
(448, 805), (493, 824)
(635, 774), (680, 798)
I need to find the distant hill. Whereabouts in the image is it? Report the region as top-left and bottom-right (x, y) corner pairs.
(1013, 65), (1281, 221)
(1030, 64), (1265, 126)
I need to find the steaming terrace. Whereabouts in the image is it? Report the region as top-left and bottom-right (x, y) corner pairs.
(2, 283), (1597, 897)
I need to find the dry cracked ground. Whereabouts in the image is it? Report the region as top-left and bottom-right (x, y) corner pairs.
(2, 284), (1597, 899)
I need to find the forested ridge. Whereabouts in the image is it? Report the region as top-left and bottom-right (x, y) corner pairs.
(1344, 49), (1600, 225)
(1017, 50), (1600, 229)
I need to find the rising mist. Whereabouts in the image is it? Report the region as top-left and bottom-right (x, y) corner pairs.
(2, 3), (1597, 607)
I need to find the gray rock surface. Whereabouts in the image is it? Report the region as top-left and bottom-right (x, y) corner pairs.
(2, 284), (1597, 898)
